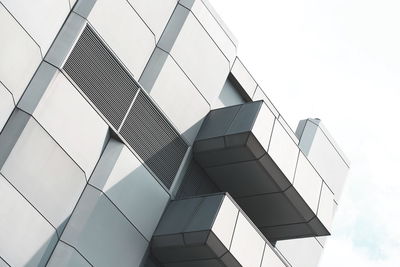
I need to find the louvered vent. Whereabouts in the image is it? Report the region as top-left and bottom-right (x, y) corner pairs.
(120, 91), (188, 189)
(63, 26), (139, 129)
(63, 25), (188, 190)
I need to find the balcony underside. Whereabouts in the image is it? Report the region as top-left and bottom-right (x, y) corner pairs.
(193, 101), (330, 241)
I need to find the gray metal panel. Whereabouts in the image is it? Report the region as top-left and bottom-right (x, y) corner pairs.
(225, 101), (261, 135)
(0, 110), (30, 168)
(120, 91), (188, 189)
(196, 105), (241, 140)
(0, 174), (58, 267)
(237, 192), (306, 228)
(17, 62), (57, 115)
(72, 0), (97, 18)
(297, 119), (349, 201)
(63, 26), (139, 129)
(158, 4), (230, 103)
(211, 196), (239, 249)
(139, 47), (210, 145)
(0, 5), (42, 102)
(276, 237), (323, 267)
(205, 159), (281, 197)
(296, 119), (318, 155)
(44, 12), (87, 69)
(293, 153), (323, 214)
(0, 83), (14, 132)
(47, 242), (91, 267)
(18, 62), (109, 177)
(295, 119), (309, 141)
(176, 160), (219, 199)
(262, 224), (315, 242)
(261, 243), (287, 267)
(197, 0), (238, 46)
(126, 0), (176, 41)
(89, 139), (170, 240)
(185, 195), (223, 232)
(0, 257), (9, 267)
(0, 111), (86, 234)
(230, 58), (258, 99)
(194, 133), (262, 167)
(196, 101), (266, 145)
(213, 76), (246, 108)
(143, 256), (163, 267)
(267, 120), (299, 183)
(251, 102), (276, 150)
(278, 116), (299, 144)
(61, 186), (149, 267)
(152, 194), (228, 264)
(252, 86), (280, 117)
(87, 0), (156, 79)
(180, 0), (237, 68)
(1, 0), (70, 53)
(154, 197), (204, 236)
(229, 213), (265, 267)
(316, 183), (336, 232)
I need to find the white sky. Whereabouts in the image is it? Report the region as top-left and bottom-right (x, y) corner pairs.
(211, 0), (400, 266)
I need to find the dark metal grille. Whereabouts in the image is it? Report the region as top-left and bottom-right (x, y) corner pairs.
(63, 26), (139, 129)
(120, 91), (188, 189)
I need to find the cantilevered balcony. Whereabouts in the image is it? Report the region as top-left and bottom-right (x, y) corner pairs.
(151, 193), (287, 267)
(193, 101), (336, 241)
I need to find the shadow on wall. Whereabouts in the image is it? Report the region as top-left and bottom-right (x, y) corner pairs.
(0, 105), (216, 266)
(14, 137), (160, 266)
(215, 74), (247, 108)
(0, 109), (108, 266)
(48, 137), (173, 267)
(175, 159), (219, 199)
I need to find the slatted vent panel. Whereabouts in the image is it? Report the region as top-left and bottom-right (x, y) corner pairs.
(120, 91), (188, 189)
(63, 26), (139, 129)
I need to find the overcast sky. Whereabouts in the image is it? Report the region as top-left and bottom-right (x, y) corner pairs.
(212, 0), (400, 266)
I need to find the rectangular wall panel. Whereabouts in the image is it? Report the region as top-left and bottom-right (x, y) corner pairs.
(0, 257), (9, 267)
(212, 75), (246, 108)
(0, 84), (14, 132)
(0, 174), (58, 267)
(140, 48), (210, 144)
(61, 186), (149, 267)
(276, 237), (323, 267)
(230, 58), (257, 99)
(159, 5), (230, 104)
(1, 0), (70, 53)
(127, 0), (177, 41)
(47, 242), (91, 267)
(0, 112), (86, 234)
(87, 0), (156, 78)
(89, 139), (170, 240)
(0, 5), (42, 102)
(180, 0), (237, 66)
(19, 62), (109, 177)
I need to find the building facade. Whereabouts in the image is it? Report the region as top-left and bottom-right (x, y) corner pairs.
(0, 0), (349, 266)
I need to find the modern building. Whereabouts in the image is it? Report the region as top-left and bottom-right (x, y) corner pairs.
(0, 0), (350, 266)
